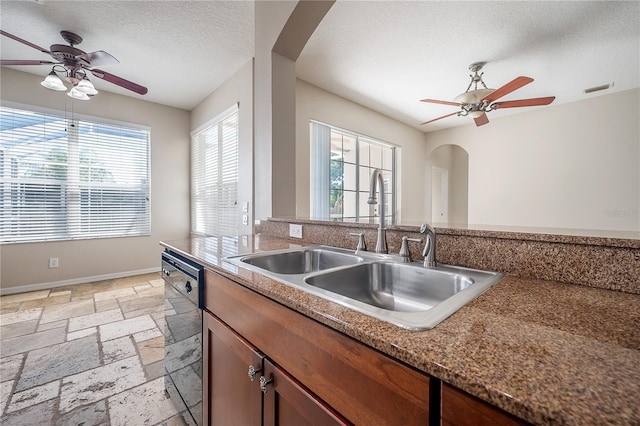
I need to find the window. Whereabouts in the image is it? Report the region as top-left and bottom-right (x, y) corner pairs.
(311, 121), (396, 224)
(0, 106), (150, 244)
(191, 105), (239, 236)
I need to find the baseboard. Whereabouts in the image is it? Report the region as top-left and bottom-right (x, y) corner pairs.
(0, 267), (161, 296)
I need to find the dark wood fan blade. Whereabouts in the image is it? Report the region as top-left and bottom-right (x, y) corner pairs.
(481, 76), (533, 102)
(474, 113), (489, 126)
(1, 60), (56, 66)
(420, 98), (462, 107)
(0, 30), (51, 55)
(90, 69), (148, 95)
(492, 96), (556, 109)
(420, 111), (459, 125)
(76, 50), (119, 67)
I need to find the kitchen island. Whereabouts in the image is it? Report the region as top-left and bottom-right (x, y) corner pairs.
(161, 233), (640, 425)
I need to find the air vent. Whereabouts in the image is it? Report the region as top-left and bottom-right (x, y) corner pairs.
(584, 83), (614, 94)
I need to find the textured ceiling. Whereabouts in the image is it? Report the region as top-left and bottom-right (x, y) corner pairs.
(1, 1), (638, 131)
(0, 0), (254, 111)
(297, 1), (640, 132)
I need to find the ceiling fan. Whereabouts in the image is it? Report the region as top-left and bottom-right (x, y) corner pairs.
(420, 62), (555, 127)
(0, 29), (148, 97)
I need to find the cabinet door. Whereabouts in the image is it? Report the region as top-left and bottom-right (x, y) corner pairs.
(204, 311), (263, 426)
(261, 358), (350, 426)
(441, 383), (530, 426)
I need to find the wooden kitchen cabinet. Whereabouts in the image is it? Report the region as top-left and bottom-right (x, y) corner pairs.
(203, 311), (262, 425)
(441, 383), (530, 426)
(204, 269), (431, 425)
(262, 358), (349, 426)
(204, 309), (347, 425)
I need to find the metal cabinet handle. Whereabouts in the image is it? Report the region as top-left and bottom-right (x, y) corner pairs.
(248, 365), (261, 382)
(259, 375), (273, 394)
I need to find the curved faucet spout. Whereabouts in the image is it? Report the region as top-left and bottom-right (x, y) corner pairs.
(367, 168), (387, 253)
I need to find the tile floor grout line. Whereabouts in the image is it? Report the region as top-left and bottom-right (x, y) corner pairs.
(0, 273), (184, 425)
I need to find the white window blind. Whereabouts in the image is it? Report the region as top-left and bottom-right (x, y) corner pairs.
(191, 106), (239, 236)
(0, 106), (151, 244)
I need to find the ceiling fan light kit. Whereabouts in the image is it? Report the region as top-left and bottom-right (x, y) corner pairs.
(67, 86), (91, 101)
(76, 76), (98, 95)
(421, 61), (555, 127)
(1, 29), (148, 101)
(40, 69), (67, 91)
(41, 64), (98, 100)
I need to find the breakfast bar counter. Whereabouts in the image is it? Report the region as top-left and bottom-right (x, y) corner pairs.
(161, 234), (640, 425)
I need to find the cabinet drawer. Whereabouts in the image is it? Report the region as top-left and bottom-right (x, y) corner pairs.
(205, 269), (430, 425)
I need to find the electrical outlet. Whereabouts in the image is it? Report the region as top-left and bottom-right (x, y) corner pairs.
(49, 257), (59, 268)
(289, 224), (303, 239)
(242, 214), (248, 225)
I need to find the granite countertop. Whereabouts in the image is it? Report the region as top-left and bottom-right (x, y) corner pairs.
(161, 235), (640, 425)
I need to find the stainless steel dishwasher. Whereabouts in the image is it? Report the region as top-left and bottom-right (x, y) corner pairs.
(162, 250), (204, 426)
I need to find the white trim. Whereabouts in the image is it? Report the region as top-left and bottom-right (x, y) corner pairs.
(0, 100), (151, 131)
(309, 118), (399, 148)
(0, 267), (161, 296)
(190, 103), (239, 137)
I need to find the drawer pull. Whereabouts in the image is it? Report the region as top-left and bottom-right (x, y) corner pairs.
(259, 375), (273, 394)
(248, 365), (261, 382)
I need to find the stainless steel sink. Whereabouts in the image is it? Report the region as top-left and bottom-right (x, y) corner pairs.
(304, 262), (474, 312)
(225, 246), (503, 330)
(238, 247), (363, 274)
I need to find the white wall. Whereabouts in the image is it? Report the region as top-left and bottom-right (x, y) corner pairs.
(296, 79), (427, 224)
(254, 1), (299, 222)
(0, 68), (191, 293)
(191, 59), (254, 235)
(430, 144), (468, 225)
(424, 88), (640, 232)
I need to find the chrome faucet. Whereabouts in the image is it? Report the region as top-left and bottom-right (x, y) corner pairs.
(349, 232), (367, 253)
(367, 168), (387, 253)
(399, 236), (422, 262)
(419, 223), (437, 268)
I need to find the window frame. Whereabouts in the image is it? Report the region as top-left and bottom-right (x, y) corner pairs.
(0, 102), (151, 244)
(190, 104), (240, 237)
(310, 120), (397, 225)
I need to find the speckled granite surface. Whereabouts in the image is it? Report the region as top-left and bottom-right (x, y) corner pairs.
(161, 234), (640, 425)
(258, 219), (640, 294)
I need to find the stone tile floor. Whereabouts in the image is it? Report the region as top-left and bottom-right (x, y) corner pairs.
(0, 273), (188, 425)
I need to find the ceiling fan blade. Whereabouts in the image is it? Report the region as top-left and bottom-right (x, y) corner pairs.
(420, 111), (459, 125)
(76, 50), (119, 67)
(0, 30), (51, 55)
(474, 113), (489, 126)
(492, 96), (556, 109)
(90, 69), (148, 95)
(420, 98), (462, 107)
(1, 59), (56, 66)
(482, 76), (533, 102)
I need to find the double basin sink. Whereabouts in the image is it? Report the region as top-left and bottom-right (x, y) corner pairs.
(225, 246), (503, 330)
